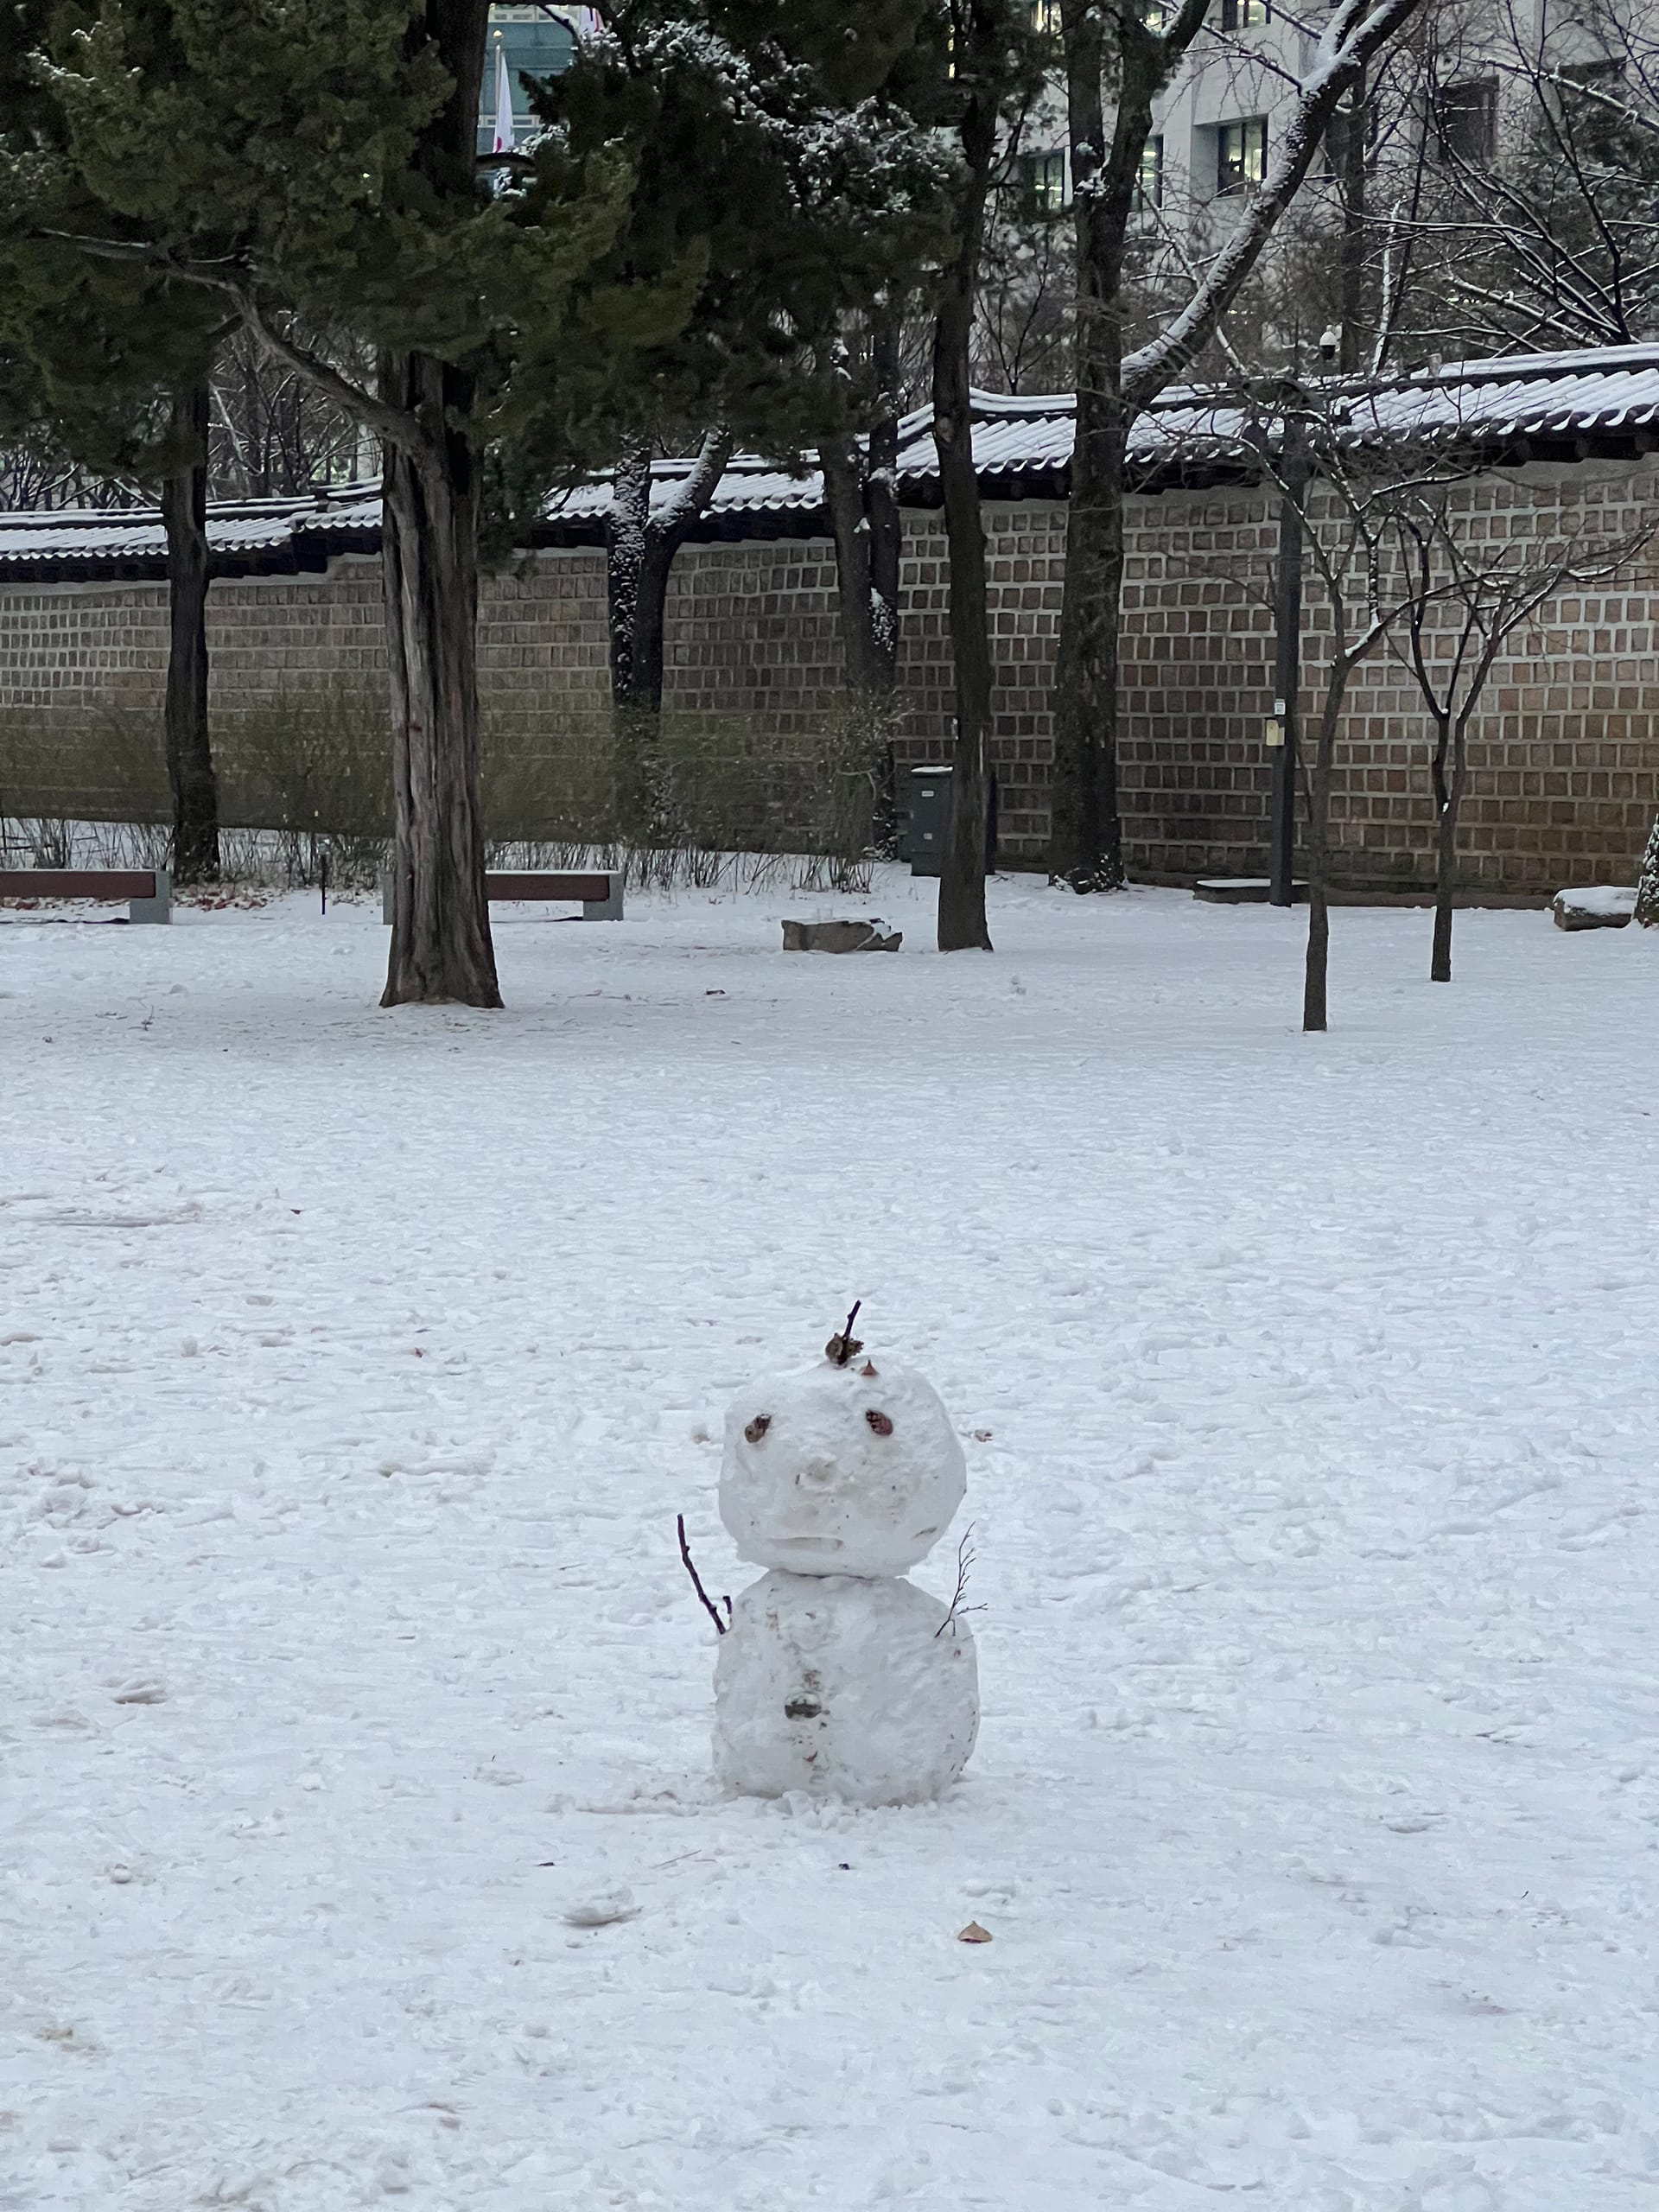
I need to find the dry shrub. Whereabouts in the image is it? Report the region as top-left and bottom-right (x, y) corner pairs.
(2, 682), (891, 894)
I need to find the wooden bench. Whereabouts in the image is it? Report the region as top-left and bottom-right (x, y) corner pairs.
(379, 868), (623, 924)
(0, 868), (172, 923)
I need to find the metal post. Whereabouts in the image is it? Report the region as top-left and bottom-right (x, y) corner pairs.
(1268, 421), (1306, 908)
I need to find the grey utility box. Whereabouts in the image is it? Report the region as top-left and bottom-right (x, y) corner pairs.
(906, 765), (952, 877)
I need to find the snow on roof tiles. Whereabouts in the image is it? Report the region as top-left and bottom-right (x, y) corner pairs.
(6, 344), (1659, 577)
(0, 486), (382, 575)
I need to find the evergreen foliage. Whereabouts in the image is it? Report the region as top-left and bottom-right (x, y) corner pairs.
(1636, 815), (1659, 928)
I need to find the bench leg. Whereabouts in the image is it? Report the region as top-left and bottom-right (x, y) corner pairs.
(582, 872), (625, 920)
(128, 871), (172, 925)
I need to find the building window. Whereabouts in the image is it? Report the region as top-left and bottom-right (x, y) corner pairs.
(1217, 118), (1268, 194)
(1220, 0), (1269, 27)
(1019, 150), (1068, 211)
(1435, 79), (1497, 165)
(1135, 136), (1165, 213)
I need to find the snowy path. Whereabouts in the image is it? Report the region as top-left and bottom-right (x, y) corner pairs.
(3, 876), (1656, 2210)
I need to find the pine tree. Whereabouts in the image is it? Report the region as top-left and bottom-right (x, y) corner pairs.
(1636, 816), (1659, 929)
(0, 4), (225, 880)
(21, 0), (664, 1004)
(523, 1), (948, 724)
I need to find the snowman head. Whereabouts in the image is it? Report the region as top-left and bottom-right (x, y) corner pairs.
(720, 1353), (966, 1578)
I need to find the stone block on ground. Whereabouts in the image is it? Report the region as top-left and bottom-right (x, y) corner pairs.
(781, 918), (902, 953)
(1552, 886), (1635, 931)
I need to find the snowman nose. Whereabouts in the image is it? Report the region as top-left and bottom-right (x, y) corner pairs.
(798, 1457), (838, 1488)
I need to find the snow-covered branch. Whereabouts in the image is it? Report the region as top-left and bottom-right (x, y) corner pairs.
(1121, 0), (1429, 408)
(654, 423), (734, 542)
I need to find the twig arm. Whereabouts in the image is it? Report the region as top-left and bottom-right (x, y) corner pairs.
(677, 1514), (728, 1637)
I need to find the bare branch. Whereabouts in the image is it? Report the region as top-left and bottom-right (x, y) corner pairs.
(38, 229), (426, 460)
(1122, 0), (1432, 404)
(677, 1513), (728, 1637)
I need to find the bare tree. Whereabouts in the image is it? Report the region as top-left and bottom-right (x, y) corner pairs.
(1050, 0), (1434, 897)
(972, 164), (1075, 396)
(1284, 452), (1419, 1031)
(1380, 0), (1659, 359)
(1383, 486), (1657, 981)
(0, 436), (143, 510)
(207, 323), (369, 498)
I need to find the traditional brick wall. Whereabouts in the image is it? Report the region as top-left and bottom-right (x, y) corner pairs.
(3, 460), (1656, 891)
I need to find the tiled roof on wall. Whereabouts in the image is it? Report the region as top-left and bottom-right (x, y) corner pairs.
(0, 486), (380, 581)
(6, 343), (1659, 580)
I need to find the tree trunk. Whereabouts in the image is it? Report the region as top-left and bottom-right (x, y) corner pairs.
(159, 380), (220, 886)
(933, 334), (995, 949)
(1049, 0), (1138, 893)
(1430, 729), (1468, 983)
(630, 535), (676, 715)
(607, 429), (734, 718)
(1302, 716), (1335, 1033)
(868, 308), (902, 694)
(820, 435), (877, 692)
(607, 440), (653, 710)
(932, 54), (998, 955)
(375, 0), (499, 1007)
(379, 347), (500, 1009)
(1338, 66), (1368, 372)
(1050, 410), (1127, 891)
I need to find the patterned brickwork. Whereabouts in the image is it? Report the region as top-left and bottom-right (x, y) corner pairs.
(3, 462), (1656, 890)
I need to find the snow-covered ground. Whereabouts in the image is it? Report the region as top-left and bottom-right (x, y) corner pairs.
(3, 874), (1656, 2212)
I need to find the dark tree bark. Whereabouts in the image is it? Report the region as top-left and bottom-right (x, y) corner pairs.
(607, 427), (734, 715)
(818, 310), (905, 699)
(604, 428), (733, 849)
(932, 20), (1001, 955)
(378, 0), (499, 1008)
(1301, 697), (1341, 1033)
(379, 347), (500, 1008)
(1427, 711), (1465, 983)
(1048, 0), (1138, 892)
(820, 435), (879, 692)
(607, 440), (654, 711)
(158, 380), (220, 886)
(867, 310), (902, 694)
(1300, 610), (1395, 1033)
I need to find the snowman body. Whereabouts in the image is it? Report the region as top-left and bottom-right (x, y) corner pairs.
(713, 1353), (978, 1806)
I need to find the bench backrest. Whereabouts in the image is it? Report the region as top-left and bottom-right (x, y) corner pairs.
(0, 869), (161, 899)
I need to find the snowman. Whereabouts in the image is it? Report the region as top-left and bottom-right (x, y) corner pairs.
(711, 1315), (979, 1807)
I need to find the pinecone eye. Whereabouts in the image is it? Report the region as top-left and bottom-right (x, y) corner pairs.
(865, 1409), (893, 1437)
(745, 1415), (772, 1444)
